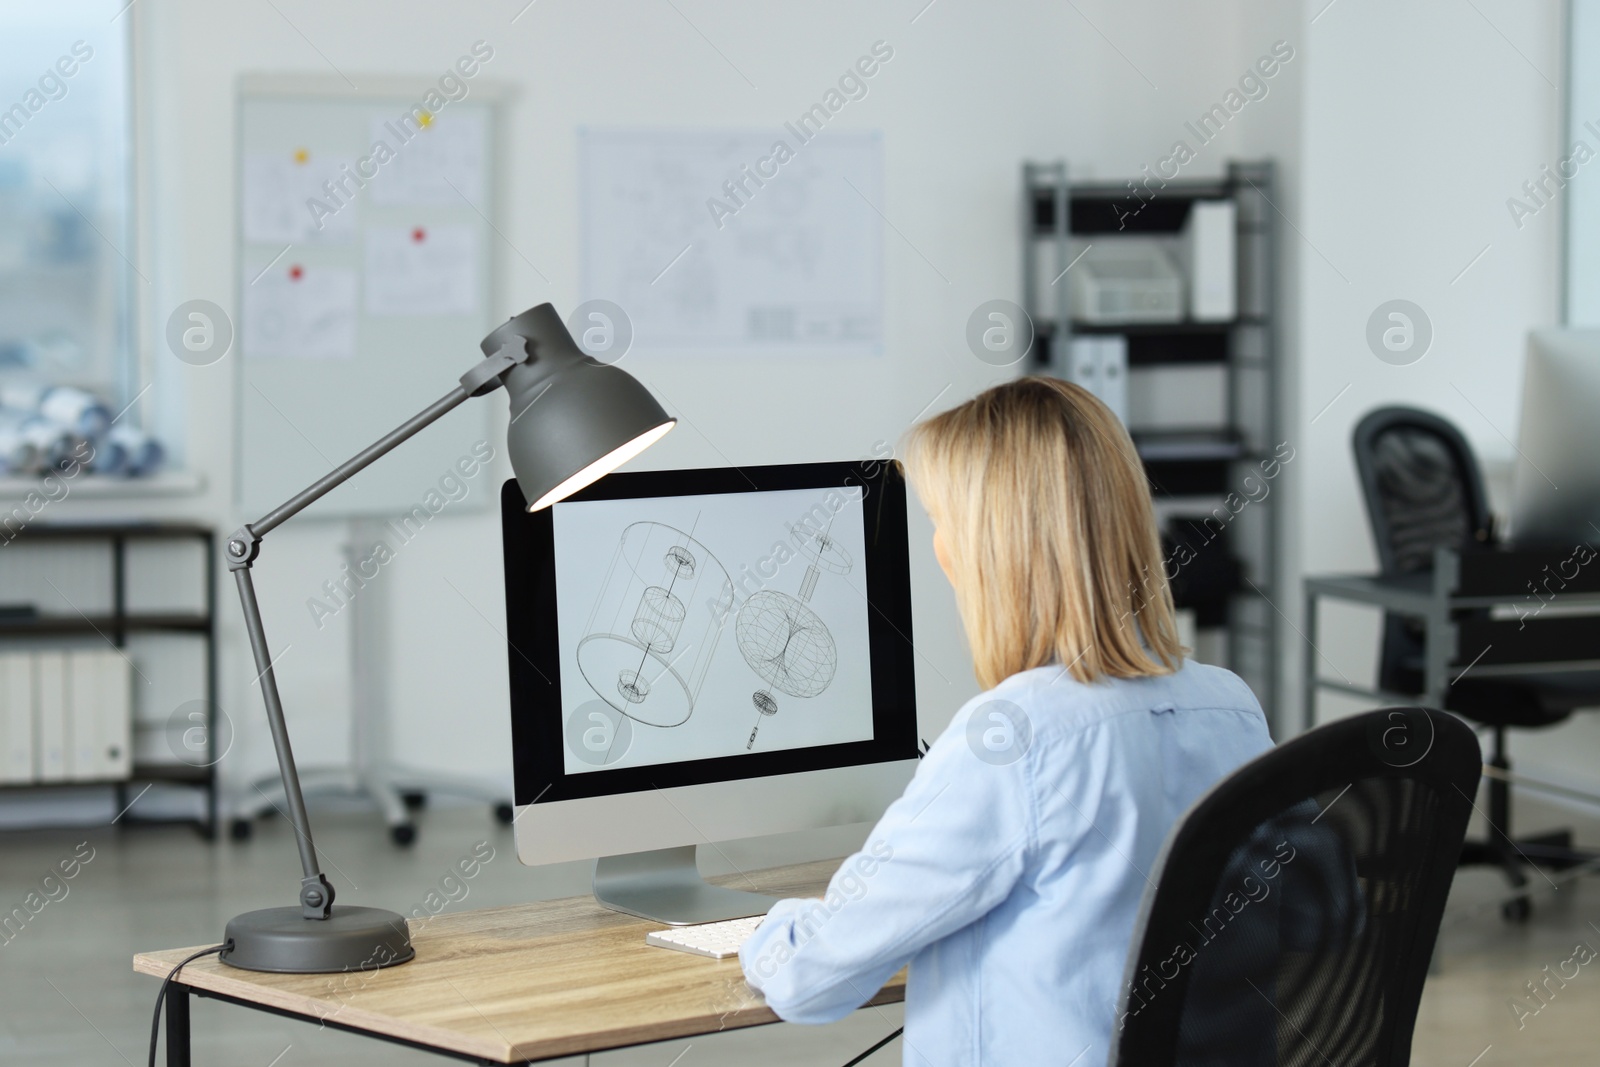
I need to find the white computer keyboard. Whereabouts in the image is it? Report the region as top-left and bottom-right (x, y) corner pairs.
(644, 914), (765, 959)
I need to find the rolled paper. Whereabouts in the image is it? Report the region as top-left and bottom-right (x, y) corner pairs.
(0, 412), (41, 474)
(86, 433), (130, 475)
(107, 425), (164, 476)
(19, 419), (72, 475)
(39, 387), (113, 440)
(0, 384), (48, 414)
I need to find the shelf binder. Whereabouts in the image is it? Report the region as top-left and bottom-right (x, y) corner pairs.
(1065, 335), (1129, 425)
(95, 651), (132, 780)
(68, 650), (131, 781)
(35, 650), (68, 782)
(0, 651), (34, 784)
(1182, 200), (1237, 322)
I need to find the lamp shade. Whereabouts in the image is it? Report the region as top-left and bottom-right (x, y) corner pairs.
(481, 305), (675, 511)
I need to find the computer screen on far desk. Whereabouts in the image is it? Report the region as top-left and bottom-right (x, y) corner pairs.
(500, 461), (919, 924)
(1513, 329), (1600, 545)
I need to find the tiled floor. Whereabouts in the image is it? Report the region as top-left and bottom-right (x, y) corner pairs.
(1, 795), (1595, 1065)
(1410, 813), (1600, 1067)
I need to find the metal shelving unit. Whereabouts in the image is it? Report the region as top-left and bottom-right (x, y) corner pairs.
(0, 522), (219, 836)
(1022, 159), (1282, 731)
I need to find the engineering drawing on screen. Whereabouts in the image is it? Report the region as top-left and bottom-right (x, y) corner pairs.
(735, 518), (853, 749)
(573, 509), (856, 757)
(577, 522), (735, 730)
(554, 485), (873, 773)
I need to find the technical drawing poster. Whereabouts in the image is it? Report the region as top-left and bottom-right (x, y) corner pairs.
(579, 128), (884, 355)
(363, 224), (480, 316)
(550, 486), (875, 774)
(241, 264), (358, 359)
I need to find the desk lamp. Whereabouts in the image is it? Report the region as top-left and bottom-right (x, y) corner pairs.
(219, 303), (674, 973)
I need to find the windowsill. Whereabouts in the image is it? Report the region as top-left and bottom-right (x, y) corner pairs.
(0, 471), (206, 500)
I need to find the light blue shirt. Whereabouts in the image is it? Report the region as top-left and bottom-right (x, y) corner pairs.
(739, 659), (1274, 1066)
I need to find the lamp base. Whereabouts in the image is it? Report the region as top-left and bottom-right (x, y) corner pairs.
(219, 905), (414, 974)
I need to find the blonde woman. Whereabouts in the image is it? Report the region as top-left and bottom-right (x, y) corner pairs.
(739, 377), (1273, 1065)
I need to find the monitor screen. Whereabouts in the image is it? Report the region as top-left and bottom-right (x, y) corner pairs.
(501, 461), (917, 805)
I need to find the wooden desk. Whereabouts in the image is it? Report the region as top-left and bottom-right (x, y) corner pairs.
(134, 859), (906, 1064)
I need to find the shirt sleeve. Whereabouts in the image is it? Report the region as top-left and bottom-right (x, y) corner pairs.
(739, 699), (1037, 1024)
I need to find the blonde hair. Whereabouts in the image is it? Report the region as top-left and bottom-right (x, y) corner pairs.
(901, 376), (1182, 689)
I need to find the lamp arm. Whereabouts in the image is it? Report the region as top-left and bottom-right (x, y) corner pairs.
(223, 341), (527, 920)
(230, 565), (334, 916)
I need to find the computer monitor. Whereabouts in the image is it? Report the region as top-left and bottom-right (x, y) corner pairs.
(500, 460), (920, 924)
(1512, 329), (1600, 544)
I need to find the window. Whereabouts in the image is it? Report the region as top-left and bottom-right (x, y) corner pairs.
(0, 3), (134, 408)
(1567, 1), (1600, 324)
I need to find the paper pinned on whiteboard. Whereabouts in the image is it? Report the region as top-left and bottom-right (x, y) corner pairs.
(367, 109), (487, 206)
(363, 224), (480, 317)
(580, 128), (884, 355)
(242, 264), (359, 359)
(241, 150), (356, 245)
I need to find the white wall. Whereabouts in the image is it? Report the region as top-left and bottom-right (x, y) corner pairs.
(1293, 0), (1600, 809)
(1229, 0), (1308, 720)
(1569, 0), (1600, 324)
(57, 0), (1284, 823)
(19, 0), (1593, 832)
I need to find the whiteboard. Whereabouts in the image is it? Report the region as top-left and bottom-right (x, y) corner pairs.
(579, 128), (884, 356)
(235, 75), (507, 519)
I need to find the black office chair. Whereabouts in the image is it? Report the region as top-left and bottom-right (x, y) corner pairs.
(1353, 406), (1600, 917)
(1110, 707), (1481, 1067)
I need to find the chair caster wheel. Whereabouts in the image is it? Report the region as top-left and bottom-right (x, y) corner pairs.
(1501, 896), (1532, 923)
(230, 819), (253, 842)
(494, 802), (514, 825)
(401, 791), (427, 811)
(390, 823), (417, 847)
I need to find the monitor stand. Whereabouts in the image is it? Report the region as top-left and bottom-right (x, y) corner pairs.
(593, 845), (779, 926)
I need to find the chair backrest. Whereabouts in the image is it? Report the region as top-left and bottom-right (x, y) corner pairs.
(1109, 707), (1481, 1067)
(1352, 407), (1495, 693)
(1352, 406), (1493, 576)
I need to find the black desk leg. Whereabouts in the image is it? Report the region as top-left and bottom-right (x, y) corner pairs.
(166, 984), (191, 1067)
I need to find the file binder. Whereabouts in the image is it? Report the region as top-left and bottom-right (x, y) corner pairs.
(67, 650), (132, 781)
(35, 651), (68, 782)
(1182, 200), (1237, 322)
(0, 651), (34, 784)
(1065, 335), (1129, 425)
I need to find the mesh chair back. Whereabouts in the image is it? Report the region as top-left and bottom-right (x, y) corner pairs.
(1352, 408), (1494, 693)
(1352, 407), (1493, 575)
(1110, 708), (1481, 1067)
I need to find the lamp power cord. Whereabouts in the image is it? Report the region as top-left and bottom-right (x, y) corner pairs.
(840, 1026), (903, 1066)
(147, 942), (227, 1067)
